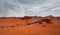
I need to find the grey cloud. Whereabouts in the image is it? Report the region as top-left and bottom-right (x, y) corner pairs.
(0, 0), (60, 17)
(0, 0), (25, 17)
(17, 0), (48, 4)
(23, 0), (60, 16)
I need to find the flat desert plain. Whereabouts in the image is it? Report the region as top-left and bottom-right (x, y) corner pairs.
(0, 17), (60, 35)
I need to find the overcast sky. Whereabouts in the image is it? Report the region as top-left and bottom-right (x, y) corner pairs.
(0, 0), (60, 17)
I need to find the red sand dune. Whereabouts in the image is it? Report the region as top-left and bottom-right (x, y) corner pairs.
(0, 16), (60, 35)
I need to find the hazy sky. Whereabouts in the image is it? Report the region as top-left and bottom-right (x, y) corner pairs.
(0, 0), (60, 17)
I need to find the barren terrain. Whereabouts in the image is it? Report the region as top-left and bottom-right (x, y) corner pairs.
(0, 16), (60, 35)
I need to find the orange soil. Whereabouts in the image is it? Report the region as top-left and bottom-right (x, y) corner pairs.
(0, 17), (60, 35)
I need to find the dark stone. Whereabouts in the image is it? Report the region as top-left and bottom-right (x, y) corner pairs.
(27, 23), (31, 25)
(0, 26), (4, 29)
(42, 25), (45, 27)
(11, 26), (14, 28)
(42, 19), (52, 24)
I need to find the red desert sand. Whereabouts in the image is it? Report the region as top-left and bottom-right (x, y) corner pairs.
(0, 16), (60, 35)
